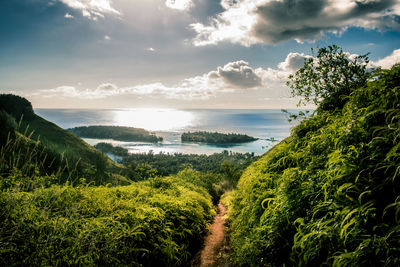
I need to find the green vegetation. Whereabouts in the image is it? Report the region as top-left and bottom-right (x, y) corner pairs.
(4, 46), (397, 266)
(69, 125), (163, 142)
(287, 44), (370, 111)
(0, 172), (215, 266)
(94, 143), (258, 202)
(123, 150), (257, 178)
(94, 142), (129, 158)
(181, 131), (258, 144)
(0, 94), (236, 266)
(226, 50), (400, 266)
(0, 96), (218, 266)
(0, 94), (127, 185)
(121, 150), (259, 202)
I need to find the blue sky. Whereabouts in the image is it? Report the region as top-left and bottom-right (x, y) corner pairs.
(1, 0), (399, 109)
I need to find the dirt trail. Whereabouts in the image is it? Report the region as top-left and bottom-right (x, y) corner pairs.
(199, 203), (227, 267)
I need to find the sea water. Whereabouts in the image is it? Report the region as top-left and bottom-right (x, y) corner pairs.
(35, 109), (298, 155)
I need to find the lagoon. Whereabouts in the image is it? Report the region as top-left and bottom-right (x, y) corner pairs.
(35, 108), (298, 155)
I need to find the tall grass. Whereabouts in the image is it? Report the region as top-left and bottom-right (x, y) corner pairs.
(0, 175), (215, 266)
(0, 119), (216, 266)
(0, 120), (80, 191)
(226, 64), (400, 266)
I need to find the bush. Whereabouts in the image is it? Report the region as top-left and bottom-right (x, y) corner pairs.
(227, 63), (400, 266)
(0, 174), (215, 266)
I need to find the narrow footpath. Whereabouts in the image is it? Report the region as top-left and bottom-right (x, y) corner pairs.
(199, 203), (228, 267)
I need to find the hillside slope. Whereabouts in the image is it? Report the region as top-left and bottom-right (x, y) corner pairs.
(0, 94), (128, 185)
(227, 65), (400, 266)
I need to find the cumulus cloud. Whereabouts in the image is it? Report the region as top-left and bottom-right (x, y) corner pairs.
(208, 60), (262, 88)
(34, 54), (311, 101)
(35, 60), (270, 100)
(191, 0), (400, 46)
(373, 48), (400, 69)
(60, 0), (120, 19)
(165, 0), (193, 10)
(278, 52), (313, 72)
(31, 47), (400, 105)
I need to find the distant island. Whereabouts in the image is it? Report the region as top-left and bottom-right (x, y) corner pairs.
(181, 131), (258, 144)
(68, 125), (163, 142)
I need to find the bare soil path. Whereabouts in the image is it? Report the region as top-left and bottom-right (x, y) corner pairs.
(199, 203), (227, 267)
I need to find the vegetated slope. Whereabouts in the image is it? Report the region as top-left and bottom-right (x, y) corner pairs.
(69, 125), (163, 142)
(0, 94), (127, 185)
(0, 95), (218, 266)
(0, 170), (215, 266)
(227, 64), (400, 266)
(95, 143), (258, 202)
(181, 131), (258, 144)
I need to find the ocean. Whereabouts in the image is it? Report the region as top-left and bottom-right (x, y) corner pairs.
(35, 108), (298, 155)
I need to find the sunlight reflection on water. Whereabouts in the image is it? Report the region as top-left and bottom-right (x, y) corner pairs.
(35, 108), (296, 155)
(112, 109), (195, 131)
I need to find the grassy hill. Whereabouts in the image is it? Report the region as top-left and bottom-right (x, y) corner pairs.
(225, 64), (400, 265)
(0, 94), (128, 185)
(0, 95), (218, 266)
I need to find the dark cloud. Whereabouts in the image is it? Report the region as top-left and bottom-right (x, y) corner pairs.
(191, 0), (400, 46)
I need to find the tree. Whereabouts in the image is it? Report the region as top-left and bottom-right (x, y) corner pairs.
(287, 45), (371, 111)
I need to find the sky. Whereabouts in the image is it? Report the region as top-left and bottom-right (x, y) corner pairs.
(0, 0), (400, 109)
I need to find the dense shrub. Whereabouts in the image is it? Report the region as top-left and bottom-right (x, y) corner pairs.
(227, 64), (400, 266)
(0, 173), (215, 266)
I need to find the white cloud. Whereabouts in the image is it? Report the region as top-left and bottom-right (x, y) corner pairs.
(33, 56), (304, 101)
(60, 0), (120, 19)
(191, 0), (400, 46)
(37, 84), (120, 99)
(278, 52), (313, 72)
(165, 0), (193, 11)
(147, 47), (156, 52)
(64, 13), (74, 19)
(208, 60), (262, 88)
(30, 47), (400, 108)
(373, 49), (400, 69)
(104, 35), (111, 40)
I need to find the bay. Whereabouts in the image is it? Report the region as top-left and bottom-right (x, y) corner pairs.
(35, 108), (298, 155)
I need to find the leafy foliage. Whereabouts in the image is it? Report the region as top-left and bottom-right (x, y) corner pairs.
(227, 63), (400, 266)
(0, 172), (215, 266)
(94, 142), (129, 158)
(287, 45), (371, 110)
(181, 131), (258, 144)
(94, 143), (258, 202)
(69, 125), (163, 142)
(122, 150), (258, 177)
